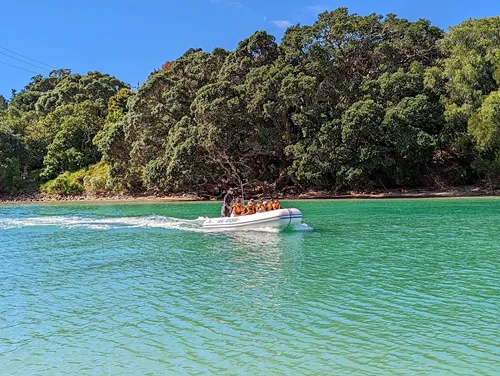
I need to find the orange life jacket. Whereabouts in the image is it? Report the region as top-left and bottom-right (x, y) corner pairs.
(267, 202), (274, 211)
(245, 204), (257, 215)
(272, 201), (281, 210)
(256, 203), (267, 212)
(232, 203), (244, 215)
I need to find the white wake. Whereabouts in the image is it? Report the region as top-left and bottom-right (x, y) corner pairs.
(0, 215), (205, 232)
(1, 215), (313, 233)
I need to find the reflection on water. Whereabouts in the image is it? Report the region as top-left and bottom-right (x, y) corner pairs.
(221, 231), (306, 303)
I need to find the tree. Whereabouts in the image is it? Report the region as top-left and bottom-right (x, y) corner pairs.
(468, 90), (500, 186)
(441, 17), (500, 110)
(143, 116), (212, 192)
(382, 95), (441, 186)
(282, 9), (444, 190)
(33, 71), (127, 115)
(94, 88), (136, 190)
(336, 99), (388, 189)
(192, 81), (254, 187)
(435, 16), (500, 184)
(0, 95), (7, 110)
(219, 31), (278, 84)
(4, 9), (500, 196)
(0, 127), (26, 190)
(469, 91), (500, 152)
(123, 48), (228, 191)
(41, 101), (104, 179)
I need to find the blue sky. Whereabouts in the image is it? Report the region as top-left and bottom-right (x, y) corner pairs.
(1, 0), (499, 99)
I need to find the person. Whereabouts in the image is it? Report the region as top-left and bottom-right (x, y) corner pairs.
(244, 199), (257, 215)
(267, 200), (275, 211)
(221, 188), (234, 217)
(231, 197), (244, 216)
(256, 199), (267, 213)
(272, 199), (282, 210)
(262, 201), (269, 211)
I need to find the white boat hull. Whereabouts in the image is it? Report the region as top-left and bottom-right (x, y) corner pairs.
(202, 208), (303, 231)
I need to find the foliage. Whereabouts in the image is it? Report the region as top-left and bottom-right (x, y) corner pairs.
(41, 162), (111, 196)
(0, 95), (7, 110)
(93, 88), (136, 190)
(2, 10), (500, 195)
(436, 16), (500, 182)
(83, 162), (111, 193)
(1, 70), (126, 177)
(0, 127), (26, 190)
(469, 90), (500, 151)
(41, 101), (104, 179)
(41, 171), (85, 195)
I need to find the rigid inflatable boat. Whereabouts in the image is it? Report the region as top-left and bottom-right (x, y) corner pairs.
(202, 208), (303, 231)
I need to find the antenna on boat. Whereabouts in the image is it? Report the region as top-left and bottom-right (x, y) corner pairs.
(240, 180), (245, 206)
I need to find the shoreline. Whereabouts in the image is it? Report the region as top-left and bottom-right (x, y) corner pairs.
(1, 186), (499, 205)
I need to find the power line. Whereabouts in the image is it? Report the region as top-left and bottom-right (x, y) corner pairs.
(0, 45), (56, 69)
(0, 51), (50, 72)
(0, 59), (41, 75)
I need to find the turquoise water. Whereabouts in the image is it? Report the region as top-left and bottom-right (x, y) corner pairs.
(1, 199), (499, 375)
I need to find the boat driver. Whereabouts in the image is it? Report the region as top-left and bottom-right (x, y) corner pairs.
(221, 188), (234, 217)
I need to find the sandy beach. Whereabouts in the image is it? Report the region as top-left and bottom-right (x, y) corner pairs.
(1, 186), (498, 205)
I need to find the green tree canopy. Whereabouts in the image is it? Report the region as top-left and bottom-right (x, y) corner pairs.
(2, 9), (500, 195)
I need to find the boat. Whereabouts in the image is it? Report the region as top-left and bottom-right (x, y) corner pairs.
(202, 208), (303, 231)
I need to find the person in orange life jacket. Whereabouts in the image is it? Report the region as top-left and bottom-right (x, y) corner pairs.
(266, 200), (275, 211)
(272, 199), (282, 210)
(244, 199), (257, 215)
(256, 199), (267, 213)
(231, 197), (244, 217)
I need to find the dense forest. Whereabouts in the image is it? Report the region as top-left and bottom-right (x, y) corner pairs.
(1, 8), (500, 197)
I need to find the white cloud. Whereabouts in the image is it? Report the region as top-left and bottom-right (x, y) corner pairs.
(271, 20), (293, 29)
(305, 5), (329, 13)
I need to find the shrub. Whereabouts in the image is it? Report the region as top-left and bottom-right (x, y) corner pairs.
(83, 162), (110, 193)
(41, 171), (84, 195)
(41, 162), (111, 196)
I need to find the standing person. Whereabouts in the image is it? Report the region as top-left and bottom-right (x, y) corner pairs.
(221, 188), (234, 217)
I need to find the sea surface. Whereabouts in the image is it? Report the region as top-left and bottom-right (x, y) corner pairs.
(0, 198), (499, 375)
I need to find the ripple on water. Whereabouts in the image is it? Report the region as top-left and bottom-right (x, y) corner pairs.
(0, 199), (499, 375)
